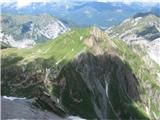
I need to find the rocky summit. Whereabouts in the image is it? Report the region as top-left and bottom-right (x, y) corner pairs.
(2, 27), (160, 119)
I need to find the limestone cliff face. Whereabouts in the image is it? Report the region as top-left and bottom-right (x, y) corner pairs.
(1, 14), (68, 48)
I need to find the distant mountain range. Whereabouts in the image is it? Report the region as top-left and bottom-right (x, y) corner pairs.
(106, 12), (160, 65)
(1, 2), (159, 28)
(0, 14), (68, 48)
(1, 2), (160, 120)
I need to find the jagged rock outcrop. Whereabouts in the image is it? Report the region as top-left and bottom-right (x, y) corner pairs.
(1, 96), (64, 120)
(1, 96), (84, 120)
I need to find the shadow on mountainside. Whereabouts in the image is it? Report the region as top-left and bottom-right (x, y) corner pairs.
(1, 52), (149, 120)
(56, 52), (149, 119)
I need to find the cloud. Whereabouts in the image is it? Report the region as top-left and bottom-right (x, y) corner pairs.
(16, 0), (31, 7)
(97, 0), (159, 2)
(1, 0), (159, 8)
(1, 0), (52, 8)
(116, 9), (122, 13)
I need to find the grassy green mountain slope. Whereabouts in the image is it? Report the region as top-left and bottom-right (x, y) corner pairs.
(2, 28), (89, 62)
(2, 27), (160, 119)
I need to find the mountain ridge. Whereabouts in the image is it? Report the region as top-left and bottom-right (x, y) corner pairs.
(1, 2), (157, 27)
(106, 12), (160, 65)
(2, 27), (160, 119)
(0, 13), (68, 48)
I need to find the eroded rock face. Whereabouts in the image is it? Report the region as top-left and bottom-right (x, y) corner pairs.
(1, 96), (63, 120)
(56, 52), (141, 119)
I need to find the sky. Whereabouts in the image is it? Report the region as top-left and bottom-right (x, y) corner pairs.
(1, 0), (159, 8)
